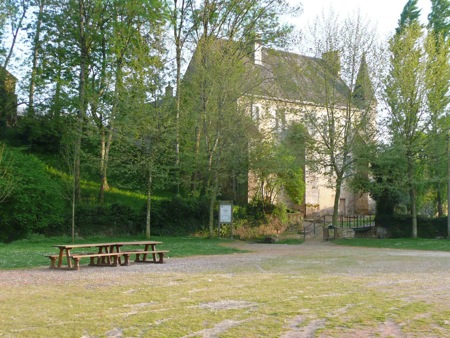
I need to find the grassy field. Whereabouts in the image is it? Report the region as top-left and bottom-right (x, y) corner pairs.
(0, 235), (247, 270)
(1, 237), (450, 337)
(334, 237), (450, 251)
(2, 235), (450, 270)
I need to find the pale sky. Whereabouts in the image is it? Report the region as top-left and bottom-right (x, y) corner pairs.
(289, 0), (432, 37)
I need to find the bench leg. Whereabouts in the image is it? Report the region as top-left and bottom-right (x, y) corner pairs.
(111, 255), (119, 267)
(121, 254), (130, 266)
(72, 258), (81, 270)
(48, 257), (57, 269)
(157, 252), (164, 263)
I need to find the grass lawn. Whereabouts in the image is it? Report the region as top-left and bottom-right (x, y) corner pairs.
(0, 235), (248, 270)
(1, 237), (450, 337)
(2, 235), (450, 270)
(334, 237), (450, 251)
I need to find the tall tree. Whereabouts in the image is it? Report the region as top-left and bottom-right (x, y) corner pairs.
(427, 0), (450, 236)
(396, 0), (421, 35)
(180, 0), (299, 235)
(35, 0), (167, 203)
(384, 22), (428, 238)
(27, 0), (46, 115)
(292, 11), (380, 225)
(428, 0), (450, 41)
(182, 37), (254, 236)
(170, 0), (194, 192)
(0, 0), (30, 69)
(424, 32), (450, 217)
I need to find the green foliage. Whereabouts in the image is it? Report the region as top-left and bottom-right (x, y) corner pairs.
(149, 196), (210, 236)
(375, 214), (448, 238)
(69, 195), (212, 238)
(428, 0), (450, 40)
(0, 147), (66, 242)
(396, 0), (421, 35)
(249, 133), (305, 207)
(0, 142), (15, 203)
(12, 114), (69, 153)
(73, 203), (142, 237)
(367, 145), (409, 215)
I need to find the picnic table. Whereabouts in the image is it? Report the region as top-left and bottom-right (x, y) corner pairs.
(46, 241), (168, 270)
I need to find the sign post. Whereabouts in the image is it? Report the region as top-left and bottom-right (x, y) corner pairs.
(219, 201), (233, 238)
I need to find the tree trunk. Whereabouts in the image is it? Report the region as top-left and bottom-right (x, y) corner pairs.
(410, 186), (418, 238)
(2, 4), (27, 69)
(72, 182), (76, 243)
(332, 175), (343, 227)
(447, 132), (450, 239)
(75, 0), (88, 202)
(98, 126), (112, 203)
(174, 15), (182, 193)
(208, 170), (219, 237)
(146, 164), (153, 239)
(437, 190), (443, 217)
(28, 0), (45, 115)
(408, 158), (418, 238)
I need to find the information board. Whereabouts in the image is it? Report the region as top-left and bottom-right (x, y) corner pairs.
(219, 202), (233, 224)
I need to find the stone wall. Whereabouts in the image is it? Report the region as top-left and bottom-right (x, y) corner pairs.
(324, 226), (378, 240)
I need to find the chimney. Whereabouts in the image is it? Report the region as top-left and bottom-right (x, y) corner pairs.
(254, 41), (262, 65)
(322, 50), (341, 77)
(254, 33), (263, 66)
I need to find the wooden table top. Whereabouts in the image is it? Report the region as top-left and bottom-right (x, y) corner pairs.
(53, 241), (162, 249)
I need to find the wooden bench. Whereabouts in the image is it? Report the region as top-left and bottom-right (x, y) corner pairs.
(45, 255), (59, 269)
(70, 253), (121, 270)
(121, 250), (169, 265)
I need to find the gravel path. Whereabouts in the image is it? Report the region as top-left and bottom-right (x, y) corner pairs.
(1, 240), (450, 287)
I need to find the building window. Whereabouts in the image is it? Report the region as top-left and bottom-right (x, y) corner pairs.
(274, 108), (286, 134)
(251, 104), (260, 128)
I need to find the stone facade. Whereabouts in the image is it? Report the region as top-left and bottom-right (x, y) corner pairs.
(186, 39), (376, 216)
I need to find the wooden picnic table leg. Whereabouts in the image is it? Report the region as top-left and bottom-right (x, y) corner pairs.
(65, 248), (72, 269)
(151, 244), (157, 262)
(105, 246), (112, 266)
(96, 246), (103, 265)
(111, 245), (122, 265)
(57, 248), (64, 268)
(142, 244), (150, 262)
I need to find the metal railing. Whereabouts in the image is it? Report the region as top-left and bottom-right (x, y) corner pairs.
(307, 214), (375, 228)
(337, 214), (375, 228)
(302, 221), (316, 240)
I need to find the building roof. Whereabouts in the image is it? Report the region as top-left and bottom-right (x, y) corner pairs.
(253, 48), (351, 107)
(184, 38), (367, 109)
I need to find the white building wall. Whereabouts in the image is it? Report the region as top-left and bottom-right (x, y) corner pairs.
(242, 95), (375, 216)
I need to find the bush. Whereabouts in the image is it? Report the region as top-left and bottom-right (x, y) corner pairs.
(0, 148), (66, 242)
(375, 214), (448, 238)
(72, 196), (210, 238)
(74, 203), (143, 237)
(149, 196), (209, 236)
(12, 114), (69, 154)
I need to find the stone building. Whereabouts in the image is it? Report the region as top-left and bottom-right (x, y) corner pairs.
(186, 38), (376, 216)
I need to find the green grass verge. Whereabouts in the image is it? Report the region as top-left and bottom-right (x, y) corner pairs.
(334, 238), (450, 251)
(0, 236), (247, 270)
